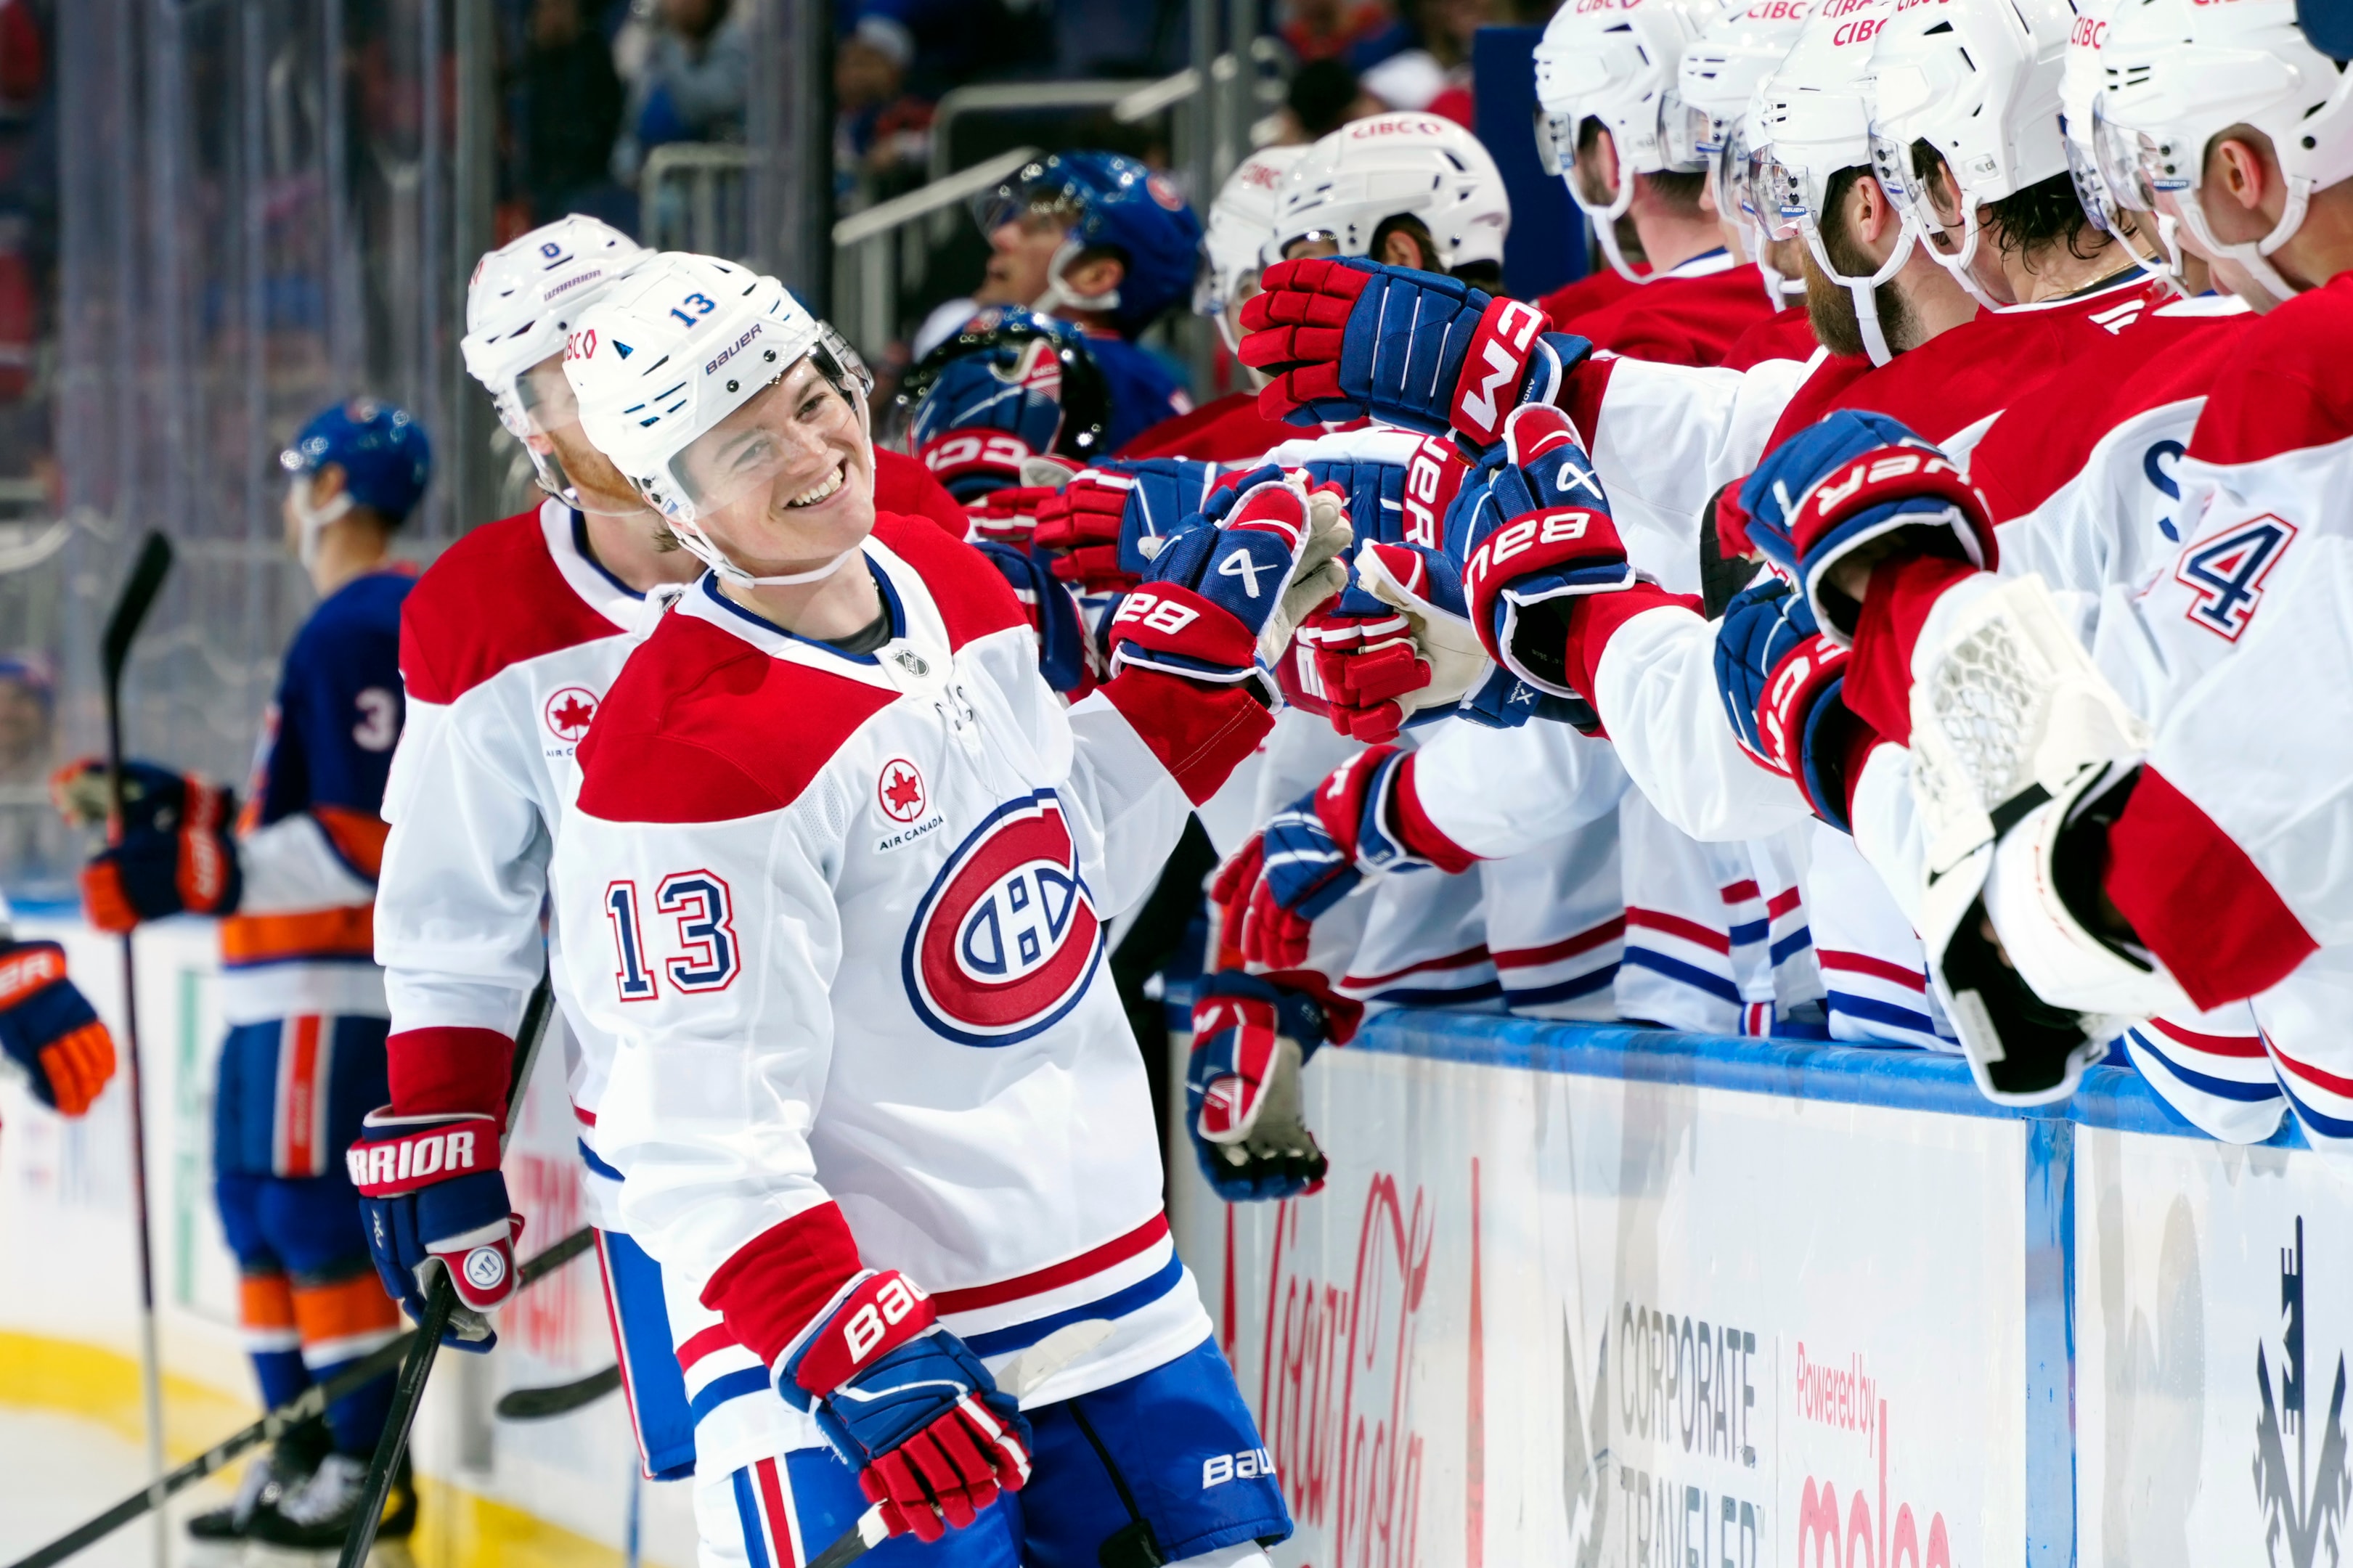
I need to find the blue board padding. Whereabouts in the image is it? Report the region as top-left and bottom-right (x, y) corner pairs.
(1472, 25), (1584, 303)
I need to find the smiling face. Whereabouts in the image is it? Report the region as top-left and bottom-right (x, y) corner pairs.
(672, 357), (877, 575)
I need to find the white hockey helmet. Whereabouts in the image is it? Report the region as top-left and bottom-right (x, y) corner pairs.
(2060, 0), (2128, 235)
(1866, 0), (2076, 308)
(1197, 145), (1308, 350)
(2092, 0), (2353, 299)
(462, 215), (649, 503)
(1534, 0), (1724, 281)
(1679, 0), (1814, 297)
(1750, 0), (1914, 361)
(565, 252), (876, 587)
(1264, 112), (1512, 273)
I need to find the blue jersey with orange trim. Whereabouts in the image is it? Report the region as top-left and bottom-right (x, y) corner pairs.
(219, 566), (414, 1024)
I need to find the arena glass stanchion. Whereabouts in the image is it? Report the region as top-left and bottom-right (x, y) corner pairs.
(336, 972), (555, 1568)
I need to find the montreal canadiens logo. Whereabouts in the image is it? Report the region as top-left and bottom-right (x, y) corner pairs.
(544, 686), (598, 742)
(902, 789), (1103, 1047)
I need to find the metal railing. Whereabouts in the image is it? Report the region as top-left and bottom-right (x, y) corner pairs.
(641, 143), (753, 259)
(833, 147), (1042, 359)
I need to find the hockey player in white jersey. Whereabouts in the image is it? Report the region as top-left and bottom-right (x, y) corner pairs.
(370, 221), (975, 1565)
(552, 251), (1342, 1561)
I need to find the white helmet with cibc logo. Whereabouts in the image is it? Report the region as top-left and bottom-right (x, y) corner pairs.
(1750, 0), (1909, 362)
(1198, 146), (1308, 349)
(1265, 112), (1512, 273)
(564, 251), (873, 587)
(1679, 0), (1814, 299)
(1534, 0), (1728, 282)
(462, 215), (649, 501)
(1867, 0), (2078, 309)
(2092, 0), (2353, 301)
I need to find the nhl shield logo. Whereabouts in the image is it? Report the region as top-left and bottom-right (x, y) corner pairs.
(902, 788), (1102, 1047)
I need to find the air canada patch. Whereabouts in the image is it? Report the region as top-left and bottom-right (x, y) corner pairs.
(902, 788), (1103, 1046)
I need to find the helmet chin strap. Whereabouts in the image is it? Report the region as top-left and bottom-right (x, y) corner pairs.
(1914, 206), (2005, 311)
(2176, 179), (2312, 302)
(289, 477), (353, 570)
(1032, 237), (1120, 319)
(1801, 215), (1916, 367)
(1570, 172), (1647, 284)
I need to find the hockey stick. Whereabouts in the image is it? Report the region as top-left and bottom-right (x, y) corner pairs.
(4, 1225), (594, 1568)
(99, 531), (174, 1568)
(804, 1319), (1115, 1568)
(494, 1363), (621, 1421)
(336, 972), (556, 1568)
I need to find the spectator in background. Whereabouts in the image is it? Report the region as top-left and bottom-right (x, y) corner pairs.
(834, 15), (934, 203)
(848, 0), (1052, 102)
(523, 0), (628, 224)
(1358, 0), (1498, 123)
(1274, 57), (1386, 142)
(610, 0), (747, 184)
(0, 656), (48, 784)
(1281, 0), (1412, 66)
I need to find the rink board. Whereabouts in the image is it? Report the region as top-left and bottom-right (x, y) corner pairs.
(1170, 1008), (2336, 1568)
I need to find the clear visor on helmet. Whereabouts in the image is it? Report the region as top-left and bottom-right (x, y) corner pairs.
(1866, 132), (1966, 242)
(971, 174), (1088, 240)
(2090, 95), (2182, 215)
(505, 351), (628, 513)
(661, 359), (867, 524)
(1745, 144), (1810, 245)
(1670, 98), (1724, 171)
(1536, 109), (1580, 179)
(2064, 123), (2119, 236)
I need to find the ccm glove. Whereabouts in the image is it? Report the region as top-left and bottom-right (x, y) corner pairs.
(0, 940), (116, 1116)
(780, 1272), (1031, 1543)
(1738, 409), (1994, 642)
(1188, 973), (1331, 1202)
(1713, 577), (1872, 833)
(350, 1108), (523, 1350)
(1238, 257), (1593, 446)
(1308, 541), (1492, 741)
(1107, 473), (1351, 698)
(1453, 402), (1635, 701)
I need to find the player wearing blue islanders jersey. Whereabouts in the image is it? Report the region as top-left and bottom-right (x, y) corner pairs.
(555, 253), (1334, 1566)
(968, 151), (1202, 452)
(64, 397), (431, 1549)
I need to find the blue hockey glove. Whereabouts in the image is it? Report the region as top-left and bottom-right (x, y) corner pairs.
(50, 756), (222, 838)
(1456, 665), (1598, 732)
(350, 1108), (523, 1351)
(0, 939), (115, 1116)
(971, 539), (1089, 693)
(1237, 256), (1593, 446)
(1738, 409), (1995, 642)
(1188, 972), (1332, 1202)
(1451, 402), (1635, 701)
(1712, 576), (1869, 832)
(780, 1271), (1030, 1543)
(1106, 473), (1350, 698)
